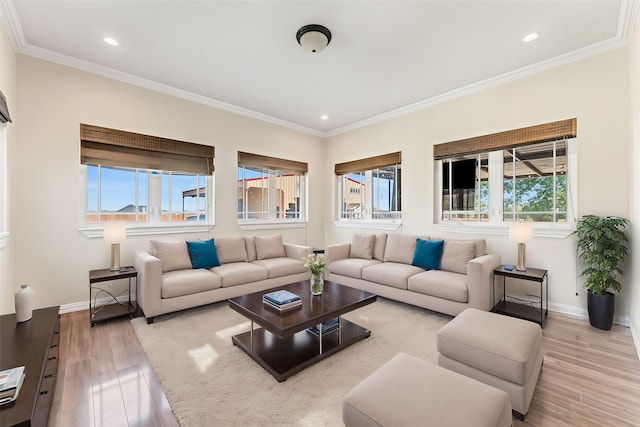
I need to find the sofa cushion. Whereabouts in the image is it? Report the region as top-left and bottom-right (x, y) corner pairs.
(408, 270), (468, 303)
(362, 262), (425, 290)
(411, 239), (444, 270)
(161, 269), (222, 298)
(214, 237), (248, 264)
(245, 236), (257, 262)
(373, 233), (388, 261)
(211, 262), (269, 287)
(252, 257), (307, 279)
(383, 234), (421, 264)
(186, 238), (221, 269)
(350, 234), (375, 259)
(440, 240), (476, 274)
(255, 234), (286, 260)
(329, 258), (381, 279)
(150, 240), (192, 273)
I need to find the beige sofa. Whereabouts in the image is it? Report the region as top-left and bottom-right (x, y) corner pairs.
(326, 233), (500, 316)
(134, 234), (312, 323)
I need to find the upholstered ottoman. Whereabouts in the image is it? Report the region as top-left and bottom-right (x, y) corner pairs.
(437, 308), (543, 420)
(342, 352), (512, 427)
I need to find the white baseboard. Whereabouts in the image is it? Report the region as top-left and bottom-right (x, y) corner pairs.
(629, 317), (640, 362)
(60, 295), (135, 314)
(548, 301), (630, 326)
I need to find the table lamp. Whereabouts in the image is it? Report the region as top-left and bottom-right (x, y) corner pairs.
(509, 222), (532, 271)
(104, 221), (127, 271)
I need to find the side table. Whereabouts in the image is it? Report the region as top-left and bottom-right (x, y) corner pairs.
(492, 266), (548, 326)
(89, 266), (138, 326)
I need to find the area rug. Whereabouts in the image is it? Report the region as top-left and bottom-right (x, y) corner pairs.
(131, 298), (451, 426)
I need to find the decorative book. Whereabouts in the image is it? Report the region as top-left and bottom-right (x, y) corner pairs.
(0, 366), (26, 405)
(307, 318), (340, 336)
(263, 290), (302, 306)
(263, 298), (302, 311)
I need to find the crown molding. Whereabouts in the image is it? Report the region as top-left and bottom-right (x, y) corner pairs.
(2, 0), (638, 139)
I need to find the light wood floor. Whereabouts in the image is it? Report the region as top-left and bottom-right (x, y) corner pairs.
(49, 309), (640, 427)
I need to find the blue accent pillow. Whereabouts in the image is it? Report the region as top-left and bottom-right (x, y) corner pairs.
(411, 239), (444, 270)
(186, 238), (220, 269)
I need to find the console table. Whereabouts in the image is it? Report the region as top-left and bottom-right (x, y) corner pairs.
(0, 306), (60, 427)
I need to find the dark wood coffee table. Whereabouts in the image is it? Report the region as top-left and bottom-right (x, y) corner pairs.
(228, 280), (377, 381)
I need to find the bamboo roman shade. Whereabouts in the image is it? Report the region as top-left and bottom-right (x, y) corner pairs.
(80, 124), (215, 175)
(334, 152), (402, 175)
(433, 118), (576, 160)
(0, 90), (11, 124)
(237, 151), (308, 173)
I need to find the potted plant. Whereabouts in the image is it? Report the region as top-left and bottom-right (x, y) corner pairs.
(575, 215), (629, 330)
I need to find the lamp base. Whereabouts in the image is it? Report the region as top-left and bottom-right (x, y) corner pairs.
(110, 243), (121, 271)
(515, 243), (526, 271)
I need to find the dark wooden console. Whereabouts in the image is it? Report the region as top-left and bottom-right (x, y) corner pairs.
(0, 306), (60, 427)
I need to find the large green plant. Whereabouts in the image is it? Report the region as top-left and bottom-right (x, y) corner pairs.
(575, 215), (629, 295)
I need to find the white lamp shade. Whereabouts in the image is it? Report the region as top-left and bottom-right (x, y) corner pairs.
(103, 221), (127, 243)
(299, 31), (329, 53)
(509, 222), (532, 243)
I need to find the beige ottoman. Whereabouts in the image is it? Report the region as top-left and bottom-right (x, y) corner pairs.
(342, 352), (512, 427)
(437, 308), (543, 420)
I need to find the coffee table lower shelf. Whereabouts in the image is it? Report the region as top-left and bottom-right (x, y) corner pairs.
(231, 318), (370, 382)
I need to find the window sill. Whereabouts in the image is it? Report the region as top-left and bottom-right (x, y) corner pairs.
(434, 222), (575, 239)
(237, 220), (308, 231)
(79, 223), (214, 238)
(0, 232), (9, 248)
(334, 220), (402, 231)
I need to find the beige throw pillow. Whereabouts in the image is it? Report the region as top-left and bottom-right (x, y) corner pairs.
(440, 240), (477, 274)
(350, 234), (375, 259)
(255, 234), (286, 260)
(214, 237), (248, 264)
(383, 234), (420, 264)
(150, 240), (191, 273)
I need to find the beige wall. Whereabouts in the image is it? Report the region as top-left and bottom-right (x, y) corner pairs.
(11, 55), (324, 312)
(325, 48), (631, 317)
(628, 11), (640, 350)
(0, 18), (16, 314)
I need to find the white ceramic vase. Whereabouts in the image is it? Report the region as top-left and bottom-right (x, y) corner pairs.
(15, 284), (34, 322)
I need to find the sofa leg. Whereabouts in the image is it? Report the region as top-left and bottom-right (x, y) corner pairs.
(146, 317), (155, 324)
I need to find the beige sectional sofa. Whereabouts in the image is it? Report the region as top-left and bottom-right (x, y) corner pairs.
(326, 233), (500, 316)
(134, 234), (312, 323)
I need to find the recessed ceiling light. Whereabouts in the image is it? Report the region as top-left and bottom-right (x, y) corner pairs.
(103, 37), (119, 46)
(320, 115), (329, 120)
(522, 33), (539, 43)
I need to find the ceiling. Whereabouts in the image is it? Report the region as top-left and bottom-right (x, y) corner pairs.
(1, 1), (637, 136)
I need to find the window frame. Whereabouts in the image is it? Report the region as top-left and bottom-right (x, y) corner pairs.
(335, 153), (402, 230)
(0, 124), (8, 248)
(237, 151), (308, 229)
(434, 139), (577, 238)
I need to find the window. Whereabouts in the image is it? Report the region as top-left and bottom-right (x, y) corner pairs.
(435, 119), (576, 226)
(335, 152), (401, 223)
(0, 90), (11, 248)
(80, 124), (214, 233)
(237, 151), (307, 222)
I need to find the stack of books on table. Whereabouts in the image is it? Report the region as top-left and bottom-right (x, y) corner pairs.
(307, 318), (340, 337)
(0, 366), (26, 406)
(263, 290), (302, 311)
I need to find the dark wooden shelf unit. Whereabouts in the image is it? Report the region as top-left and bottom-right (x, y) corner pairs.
(492, 266), (548, 326)
(0, 306), (60, 427)
(89, 267), (138, 326)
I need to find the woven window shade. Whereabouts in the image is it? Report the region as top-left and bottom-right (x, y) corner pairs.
(0, 90), (11, 124)
(80, 124), (215, 175)
(238, 151), (308, 173)
(334, 152), (402, 175)
(433, 118), (576, 160)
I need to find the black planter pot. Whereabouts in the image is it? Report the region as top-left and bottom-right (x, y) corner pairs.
(587, 290), (615, 330)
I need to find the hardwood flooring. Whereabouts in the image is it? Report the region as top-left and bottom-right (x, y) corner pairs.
(48, 309), (640, 427)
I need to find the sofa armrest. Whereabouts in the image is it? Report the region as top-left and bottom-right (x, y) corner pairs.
(326, 243), (351, 263)
(134, 252), (163, 320)
(283, 242), (313, 261)
(466, 254), (501, 311)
